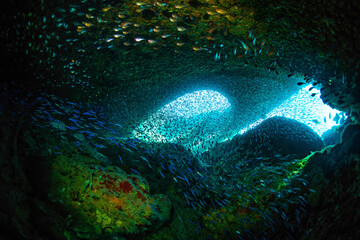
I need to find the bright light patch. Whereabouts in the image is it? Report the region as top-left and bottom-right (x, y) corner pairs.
(238, 84), (346, 136)
(133, 90), (231, 143)
(160, 90), (230, 118)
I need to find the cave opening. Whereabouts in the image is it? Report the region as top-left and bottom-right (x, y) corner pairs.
(132, 89), (232, 151)
(237, 83), (346, 137)
(132, 82), (346, 156)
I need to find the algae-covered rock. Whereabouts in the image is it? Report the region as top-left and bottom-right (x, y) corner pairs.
(296, 124), (360, 239)
(49, 153), (171, 238)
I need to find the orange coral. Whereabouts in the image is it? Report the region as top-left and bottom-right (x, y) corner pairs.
(108, 196), (126, 210)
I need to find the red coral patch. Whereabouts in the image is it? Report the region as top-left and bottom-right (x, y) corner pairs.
(118, 181), (133, 193)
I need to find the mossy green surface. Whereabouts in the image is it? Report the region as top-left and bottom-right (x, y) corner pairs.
(48, 151), (171, 238)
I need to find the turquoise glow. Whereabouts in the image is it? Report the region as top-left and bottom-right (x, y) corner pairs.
(132, 84), (345, 150)
(133, 90), (231, 144)
(237, 84), (346, 136)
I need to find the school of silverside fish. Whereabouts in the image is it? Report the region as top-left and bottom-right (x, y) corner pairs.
(1, 0), (360, 239)
(2, 80), (316, 240)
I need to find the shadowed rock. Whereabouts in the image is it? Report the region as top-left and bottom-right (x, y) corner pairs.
(202, 116), (326, 168)
(239, 116), (325, 158)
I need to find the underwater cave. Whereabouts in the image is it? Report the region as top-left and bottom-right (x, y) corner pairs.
(1, 0), (360, 240)
(133, 89), (232, 144)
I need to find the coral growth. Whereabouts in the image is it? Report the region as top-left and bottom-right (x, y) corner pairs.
(49, 154), (171, 238)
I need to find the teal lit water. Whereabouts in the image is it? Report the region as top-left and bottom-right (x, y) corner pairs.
(1, 0), (357, 239)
